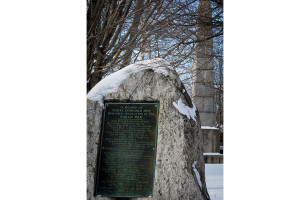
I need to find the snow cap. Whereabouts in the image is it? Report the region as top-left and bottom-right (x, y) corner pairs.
(87, 58), (173, 107)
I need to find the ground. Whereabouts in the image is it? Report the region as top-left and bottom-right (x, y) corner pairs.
(205, 164), (223, 200)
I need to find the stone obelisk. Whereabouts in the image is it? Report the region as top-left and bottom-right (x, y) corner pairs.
(192, 0), (220, 153)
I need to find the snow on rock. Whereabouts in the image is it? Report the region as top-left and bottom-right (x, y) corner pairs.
(192, 161), (202, 189)
(201, 126), (219, 130)
(87, 58), (172, 107)
(173, 98), (197, 123)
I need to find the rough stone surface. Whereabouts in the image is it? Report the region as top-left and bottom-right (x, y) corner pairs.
(87, 60), (210, 200)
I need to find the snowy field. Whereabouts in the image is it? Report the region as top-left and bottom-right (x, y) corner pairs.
(205, 164), (223, 200)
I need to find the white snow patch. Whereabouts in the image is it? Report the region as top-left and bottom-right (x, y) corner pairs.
(87, 58), (172, 107)
(193, 162), (224, 200)
(173, 98), (197, 123)
(201, 126), (219, 130)
(203, 153), (222, 156)
(205, 164), (223, 200)
(192, 161), (202, 189)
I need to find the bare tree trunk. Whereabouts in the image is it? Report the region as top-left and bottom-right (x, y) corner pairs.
(121, 0), (144, 68)
(140, 45), (145, 60)
(147, 37), (152, 59)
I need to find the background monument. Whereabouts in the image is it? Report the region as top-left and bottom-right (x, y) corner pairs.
(192, 0), (221, 156)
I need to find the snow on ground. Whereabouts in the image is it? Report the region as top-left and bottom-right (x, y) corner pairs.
(205, 164), (223, 200)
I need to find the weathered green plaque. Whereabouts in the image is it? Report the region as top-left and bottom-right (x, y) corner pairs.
(95, 102), (159, 197)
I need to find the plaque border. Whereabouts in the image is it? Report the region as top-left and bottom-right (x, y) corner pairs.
(94, 101), (160, 198)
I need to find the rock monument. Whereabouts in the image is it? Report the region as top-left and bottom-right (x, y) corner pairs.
(87, 58), (210, 200)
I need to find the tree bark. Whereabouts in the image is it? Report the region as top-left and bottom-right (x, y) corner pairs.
(121, 0), (144, 68)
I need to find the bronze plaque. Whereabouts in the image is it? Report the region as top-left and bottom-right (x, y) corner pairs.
(95, 102), (159, 197)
